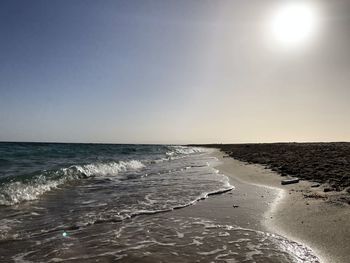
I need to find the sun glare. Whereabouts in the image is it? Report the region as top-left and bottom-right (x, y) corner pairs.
(269, 2), (319, 48)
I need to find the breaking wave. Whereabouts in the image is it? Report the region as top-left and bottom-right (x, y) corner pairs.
(166, 146), (204, 157)
(0, 160), (145, 206)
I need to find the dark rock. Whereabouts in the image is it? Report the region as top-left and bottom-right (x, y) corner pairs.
(324, 188), (333, 193)
(281, 178), (300, 185)
(311, 183), (321, 188)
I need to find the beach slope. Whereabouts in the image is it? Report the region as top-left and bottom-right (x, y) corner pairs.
(208, 146), (350, 263)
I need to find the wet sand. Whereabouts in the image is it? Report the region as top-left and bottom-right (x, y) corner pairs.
(160, 150), (320, 262)
(2, 147), (347, 262)
(210, 150), (350, 263)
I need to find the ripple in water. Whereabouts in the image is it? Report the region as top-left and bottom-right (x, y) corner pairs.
(0, 144), (319, 262)
(5, 216), (319, 263)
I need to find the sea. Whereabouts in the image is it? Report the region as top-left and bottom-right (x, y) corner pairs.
(0, 142), (319, 262)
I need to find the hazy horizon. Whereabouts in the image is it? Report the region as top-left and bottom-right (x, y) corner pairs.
(1, 0), (349, 144)
(1, 140), (349, 146)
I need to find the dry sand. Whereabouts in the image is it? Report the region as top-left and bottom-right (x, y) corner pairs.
(214, 150), (350, 263)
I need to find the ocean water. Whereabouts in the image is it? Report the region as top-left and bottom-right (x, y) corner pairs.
(0, 143), (319, 262)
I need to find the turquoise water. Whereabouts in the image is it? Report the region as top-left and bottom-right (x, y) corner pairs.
(0, 143), (230, 207)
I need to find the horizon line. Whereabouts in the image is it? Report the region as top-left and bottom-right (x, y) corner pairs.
(0, 140), (349, 145)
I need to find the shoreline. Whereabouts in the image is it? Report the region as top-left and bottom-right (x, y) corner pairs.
(212, 149), (350, 263)
(162, 149), (319, 262)
(196, 143), (350, 204)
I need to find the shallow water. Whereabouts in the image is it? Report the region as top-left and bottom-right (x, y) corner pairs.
(0, 143), (319, 262)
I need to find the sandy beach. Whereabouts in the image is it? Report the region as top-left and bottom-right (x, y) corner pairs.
(208, 149), (350, 263)
(0, 144), (323, 263)
(3, 0), (350, 261)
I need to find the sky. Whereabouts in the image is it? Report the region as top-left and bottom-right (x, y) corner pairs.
(0, 0), (349, 144)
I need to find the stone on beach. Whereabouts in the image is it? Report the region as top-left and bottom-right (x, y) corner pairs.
(281, 178), (300, 185)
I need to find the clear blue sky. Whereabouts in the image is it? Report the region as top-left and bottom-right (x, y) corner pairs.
(1, 0), (349, 143)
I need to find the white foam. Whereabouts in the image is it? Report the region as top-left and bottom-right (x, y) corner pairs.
(75, 160), (145, 177)
(0, 160), (145, 206)
(0, 179), (64, 206)
(197, 246), (227, 256)
(166, 146), (205, 156)
(0, 219), (20, 240)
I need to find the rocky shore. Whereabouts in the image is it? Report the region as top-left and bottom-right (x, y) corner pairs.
(212, 150), (350, 263)
(193, 143), (350, 204)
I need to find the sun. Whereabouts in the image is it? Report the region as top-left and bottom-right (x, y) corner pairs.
(269, 2), (319, 48)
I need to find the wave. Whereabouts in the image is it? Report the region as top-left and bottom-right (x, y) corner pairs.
(0, 160), (145, 206)
(74, 160), (145, 177)
(166, 146), (204, 157)
(61, 186), (235, 231)
(0, 185), (234, 242)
